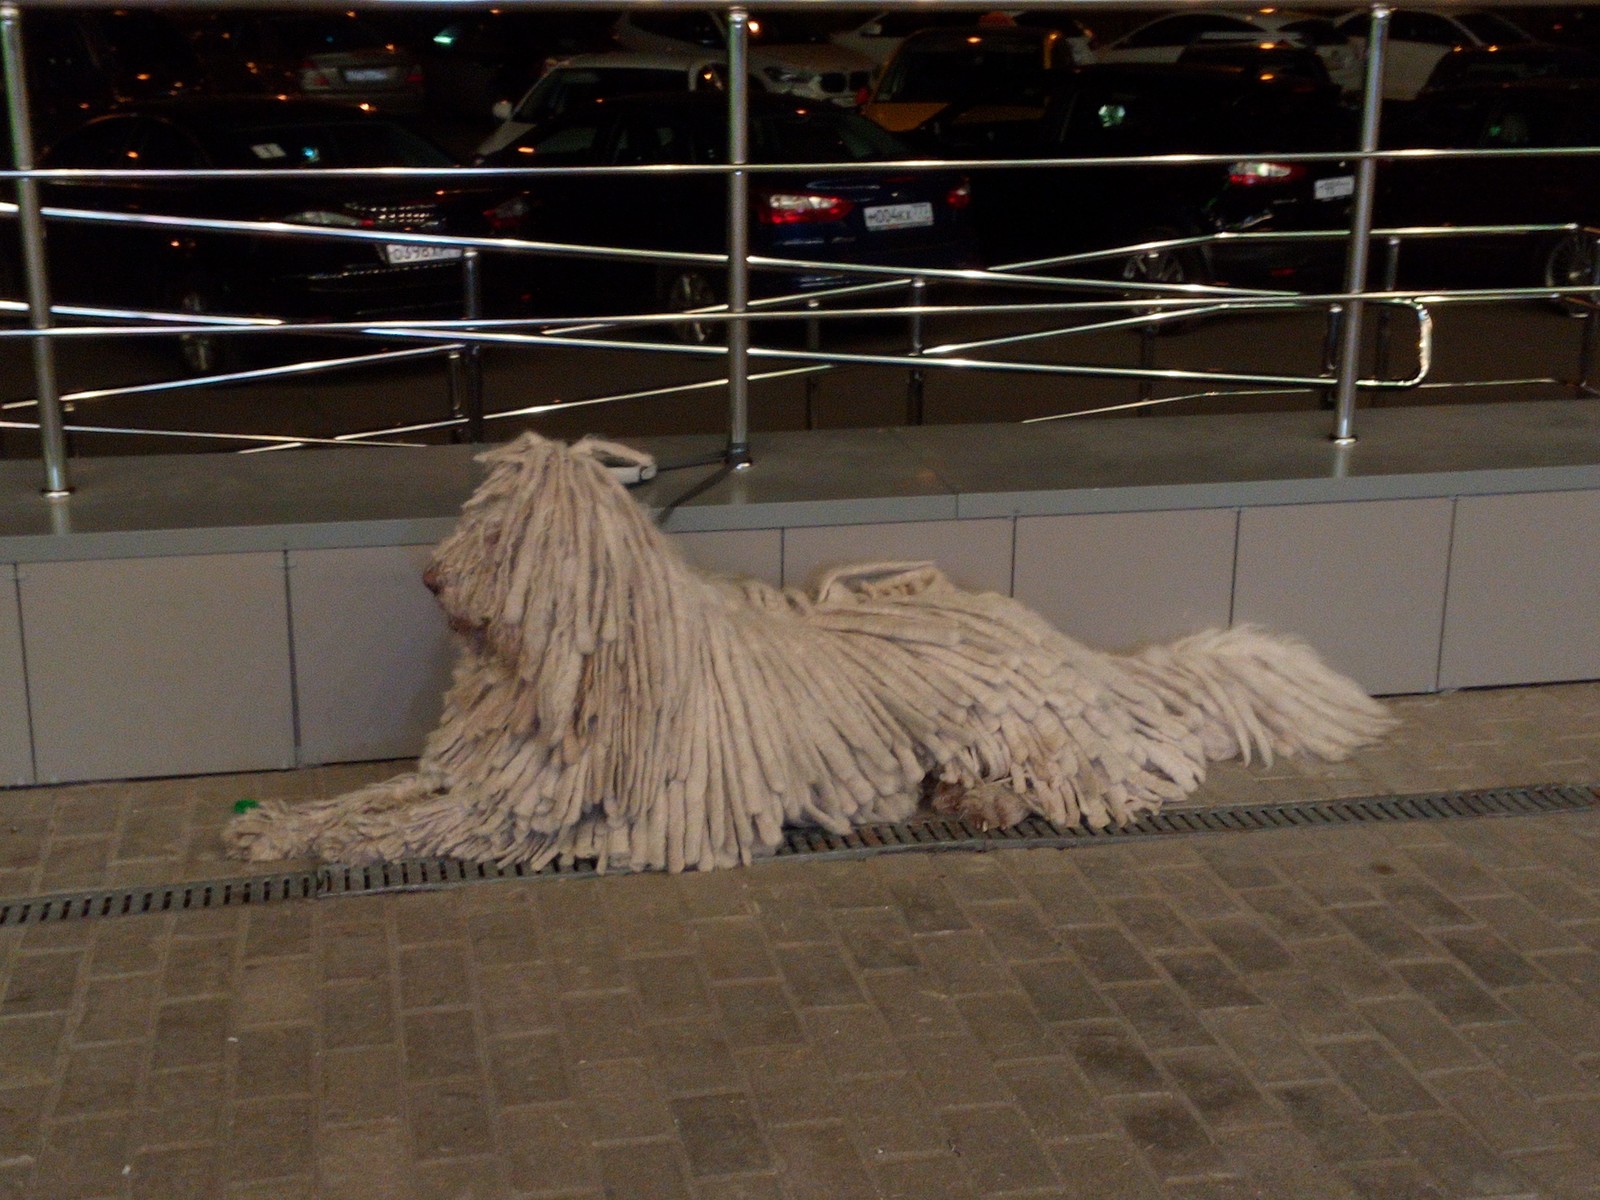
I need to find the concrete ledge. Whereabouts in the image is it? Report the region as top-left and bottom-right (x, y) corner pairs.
(3, 400), (1599, 556)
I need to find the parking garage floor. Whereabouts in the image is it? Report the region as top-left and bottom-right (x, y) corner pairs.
(2, 680), (1600, 1200)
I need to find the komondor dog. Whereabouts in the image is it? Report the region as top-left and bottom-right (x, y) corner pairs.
(225, 432), (1393, 873)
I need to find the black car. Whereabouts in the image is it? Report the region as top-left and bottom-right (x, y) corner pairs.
(1378, 79), (1600, 303)
(481, 92), (978, 340)
(32, 98), (520, 371)
(971, 63), (1358, 290)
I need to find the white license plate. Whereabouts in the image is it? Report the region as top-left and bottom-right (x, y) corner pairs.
(344, 67), (396, 83)
(1315, 175), (1355, 201)
(384, 243), (464, 265)
(863, 202), (933, 231)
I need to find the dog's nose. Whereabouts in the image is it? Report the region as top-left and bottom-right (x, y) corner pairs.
(422, 564), (442, 595)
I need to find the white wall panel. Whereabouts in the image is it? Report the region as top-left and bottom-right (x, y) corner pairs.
(1014, 509), (1237, 651)
(1234, 499), (1453, 695)
(672, 529), (782, 586)
(289, 545), (455, 765)
(0, 565), (32, 786)
(1440, 491), (1600, 688)
(21, 553), (295, 783)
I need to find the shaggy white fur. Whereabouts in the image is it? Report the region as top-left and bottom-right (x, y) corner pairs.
(224, 432), (1394, 872)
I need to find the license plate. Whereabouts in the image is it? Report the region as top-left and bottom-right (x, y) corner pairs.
(344, 67), (396, 84)
(863, 202), (933, 231)
(384, 243), (464, 265)
(1315, 175), (1355, 201)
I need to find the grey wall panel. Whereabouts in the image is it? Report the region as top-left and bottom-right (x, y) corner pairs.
(781, 518), (1013, 595)
(672, 529), (782, 586)
(0, 564), (32, 786)
(1440, 490), (1600, 688)
(289, 545), (455, 765)
(1014, 509), (1237, 651)
(1234, 499), (1453, 696)
(21, 553), (295, 783)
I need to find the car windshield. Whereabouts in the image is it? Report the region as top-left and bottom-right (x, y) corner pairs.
(1455, 12), (1533, 44)
(751, 110), (908, 161)
(1277, 19), (1347, 47)
(514, 67), (696, 122)
(876, 40), (1051, 105)
(218, 121), (453, 168)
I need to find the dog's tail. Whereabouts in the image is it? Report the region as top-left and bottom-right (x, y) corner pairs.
(1123, 625), (1396, 766)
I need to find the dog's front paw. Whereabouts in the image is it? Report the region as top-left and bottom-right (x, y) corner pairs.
(930, 780), (1030, 831)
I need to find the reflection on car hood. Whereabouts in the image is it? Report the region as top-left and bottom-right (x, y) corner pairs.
(862, 101), (949, 132)
(750, 43), (875, 73)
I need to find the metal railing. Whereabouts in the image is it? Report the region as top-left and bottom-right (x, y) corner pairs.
(3, 0), (1599, 498)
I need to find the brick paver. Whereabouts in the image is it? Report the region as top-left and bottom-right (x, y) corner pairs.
(0, 682), (1598, 1198)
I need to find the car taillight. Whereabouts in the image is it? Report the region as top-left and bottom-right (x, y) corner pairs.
(300, 60), (333, 90)
(855, 84), (871, 107)
(405, 64), (424, 86)
(1228, 160), (1306, 186)
(759, 192), (854, 224)
(485, 196), (528, 232)
(946, 179), (972, 210)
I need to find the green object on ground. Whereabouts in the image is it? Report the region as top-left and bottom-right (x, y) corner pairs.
(232, 798), (260, 814)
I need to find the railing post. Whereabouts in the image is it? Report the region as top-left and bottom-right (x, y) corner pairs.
(460, 248), (485, 442)
(1137, 322), (1156, 412)
(1331, 3), (1390, 445)
(724, 6), (752, 468)
(906, 275), (926, 425)
(1372, 235), (1402, 389)
(1320, 304), (1343, 409)
(1575, 231), (1600, 396)
(803, 297), (820, 429)
(2, 4), (71, 496)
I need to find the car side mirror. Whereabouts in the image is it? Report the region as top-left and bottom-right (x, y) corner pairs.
(491, 99), (513, 122)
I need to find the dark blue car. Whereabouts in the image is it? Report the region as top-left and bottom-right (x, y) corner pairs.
(479, 91), (978, 341)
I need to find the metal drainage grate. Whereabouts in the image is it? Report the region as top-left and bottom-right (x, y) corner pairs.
(0, 870), (315, 928)
(1, 783), (1595, 925)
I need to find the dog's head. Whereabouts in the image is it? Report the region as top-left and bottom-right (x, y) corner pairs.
(424, 432), (680, 734)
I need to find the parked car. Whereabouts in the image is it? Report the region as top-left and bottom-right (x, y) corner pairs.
(1378, 79), (1600, 305)
(612, 10), (875, 107)
(1337, 8), (1537, 99)
(831, 9), (1095, 68)
(474, 51), (726, 162)
(479, 91), (977, 341)
(33, 98), (519, 371)
(973, 64), (1357, 290)
(178, 10), (426, 114)
(1177, 39), (1336, 90)
(1419, 42), (1600, 92)
(404, 8), (619, 119)
(861, 25), (1076, 152)
(11, 9), (203, 149)
(1099, 9), (1362, 93)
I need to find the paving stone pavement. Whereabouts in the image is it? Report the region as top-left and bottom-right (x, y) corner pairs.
(0, 681), (1598, 1200)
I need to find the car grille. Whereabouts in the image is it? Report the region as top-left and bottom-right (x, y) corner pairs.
(344, 202), (443, 230)
(819, 70), (873, 94)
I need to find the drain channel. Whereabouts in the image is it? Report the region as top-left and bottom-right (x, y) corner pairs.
(2, 783), (1595, 926)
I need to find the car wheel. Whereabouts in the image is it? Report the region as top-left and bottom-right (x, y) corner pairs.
(1541, 232), (1600, 318)
(175, 280), (242, 375)
(657, 267), (724, 345)
(1119, 228), (1208, 333)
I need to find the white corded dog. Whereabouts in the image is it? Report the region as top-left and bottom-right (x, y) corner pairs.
(225, 432), (1393, 872)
